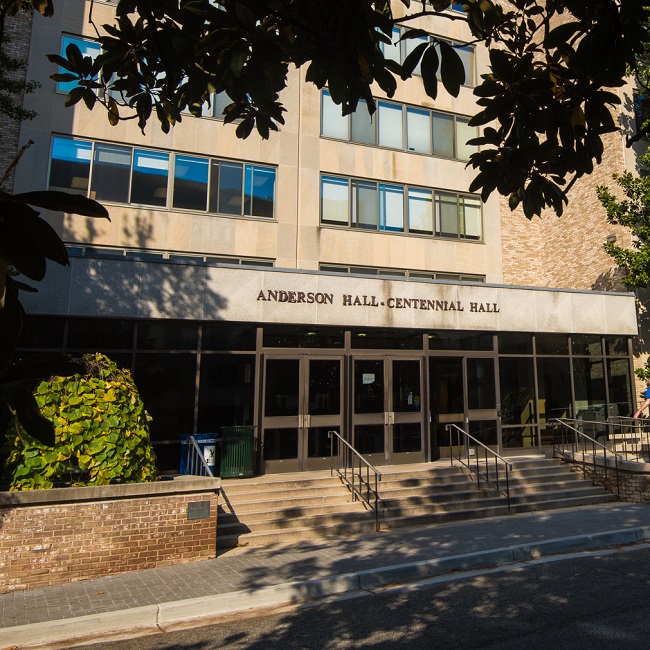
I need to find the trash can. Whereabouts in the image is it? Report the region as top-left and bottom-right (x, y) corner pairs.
(179, 433), (218, 476)
(218, 426), (255, 478)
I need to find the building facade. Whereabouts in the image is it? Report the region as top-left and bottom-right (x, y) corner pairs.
(12, 1), (640, 472)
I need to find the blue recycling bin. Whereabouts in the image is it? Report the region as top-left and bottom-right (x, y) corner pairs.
(179, 433), (218, 475)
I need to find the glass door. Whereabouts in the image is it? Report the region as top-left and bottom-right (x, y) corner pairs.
(429, 357), (464, 458)
(262, 355), (343, 473)
(352, 356), (425, 465)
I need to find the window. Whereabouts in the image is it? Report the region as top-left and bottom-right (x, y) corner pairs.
(319, 263), (485, 282)
(57, 35), (101, 93)
(90, 143), (131, 203)
(49, 138), (92, 194)
(173, 155), (209, 211)
(379, 28), (474, 86)
(49, 136), (276, 218)
(321, 91), (477, 161)
(321, 173), (481, 241)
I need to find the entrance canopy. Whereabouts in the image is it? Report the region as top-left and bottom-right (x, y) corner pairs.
(26, 259), (638, 336)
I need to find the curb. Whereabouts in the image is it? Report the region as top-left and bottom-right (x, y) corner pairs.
(7, 526), (650, 649)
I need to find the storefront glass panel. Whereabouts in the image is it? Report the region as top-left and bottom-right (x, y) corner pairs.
(354, 359), (384, 413)
(197, 354), (255, 429)
(607, 358), (633, 417)
(537, 357), (572, 445)
(264, 358), (299, 417)
(264, 428), (299, 460)
(355, 424), (384, 454)
(499, 358), (536, 425)
(467, 358), (496, 410)
(429, 331), (493, 351)
(536, 334), (569, 355)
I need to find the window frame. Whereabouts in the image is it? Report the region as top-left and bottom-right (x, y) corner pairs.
(48, 135), (277, 220)
(321, 90), (478, 161)
(320, 172), (482, 242)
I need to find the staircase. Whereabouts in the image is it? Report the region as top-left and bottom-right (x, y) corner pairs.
(216, 456), (616, 549)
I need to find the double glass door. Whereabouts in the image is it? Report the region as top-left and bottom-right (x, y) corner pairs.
(262, 355), (343, 472)
(352, 357), (425, 465)
(429, 356), (499, 458)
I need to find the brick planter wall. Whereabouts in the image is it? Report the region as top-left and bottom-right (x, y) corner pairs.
(568, 457), (650, 503)
(0, 477), (220, 593)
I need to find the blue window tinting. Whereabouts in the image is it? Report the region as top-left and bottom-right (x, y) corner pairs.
(173, 155), (209, 211)
(49, 138), (92, 193)
(58, 36), (101, 93)
(49, 136), (276, 218)
(131, 150), (170, 207)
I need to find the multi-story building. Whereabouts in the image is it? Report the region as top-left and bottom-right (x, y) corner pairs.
(12, 1), (639, 473)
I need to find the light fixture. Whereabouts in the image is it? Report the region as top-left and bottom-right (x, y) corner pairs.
(606, 233), (617, 244)
(306, 331), (317, 336)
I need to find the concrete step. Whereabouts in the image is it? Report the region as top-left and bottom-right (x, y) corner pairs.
(217, 517), (379, 549)
(216, 457), (619, 549)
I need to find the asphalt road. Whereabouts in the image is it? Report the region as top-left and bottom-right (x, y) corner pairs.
(73, 544), (650, 650)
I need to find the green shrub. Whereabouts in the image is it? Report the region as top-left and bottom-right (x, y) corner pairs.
(5, 353), (157, 490)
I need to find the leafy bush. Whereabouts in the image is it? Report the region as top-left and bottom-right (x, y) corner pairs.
(5, 353), (157, 490)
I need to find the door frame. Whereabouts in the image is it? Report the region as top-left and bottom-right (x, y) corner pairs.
(260, 352), (344, 473)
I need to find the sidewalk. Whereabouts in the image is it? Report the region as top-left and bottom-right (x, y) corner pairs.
(4, 502), (650, 649)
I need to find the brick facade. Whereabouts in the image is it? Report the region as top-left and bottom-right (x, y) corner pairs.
(0, 10), (34, 192)
(571, 458), (650, 504)
(0, 478), (219, 593)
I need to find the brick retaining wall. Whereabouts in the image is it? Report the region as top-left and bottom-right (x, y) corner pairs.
(569, 457), (650, 504)
(0, 477), (220, 593)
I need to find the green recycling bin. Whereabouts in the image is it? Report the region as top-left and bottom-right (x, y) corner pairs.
(218, 426), (255, 478)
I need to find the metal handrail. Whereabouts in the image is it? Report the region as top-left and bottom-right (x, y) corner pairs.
(328, 430), (382, 531)
(447, 424), (512, 512)
(551, 418), (621, 499)
(606, 416), (650, 462)
(185, 435), (215, 478)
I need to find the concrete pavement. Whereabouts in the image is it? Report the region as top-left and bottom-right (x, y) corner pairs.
(3, 502), (650, 649)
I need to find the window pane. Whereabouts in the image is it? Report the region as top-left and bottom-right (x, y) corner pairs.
(244, 165), (275, 218)
(131, 149), (169, 207)
(212, 91), (231, 118)
(407, 108), (431, 153)
(608, 358), (632, 417)
(536, 334), (569, 355)
(173, 155), (208, 211)
(210, 160), (243, 215)
(467, 358), (496, 409)
(321, 90), (348, 139)
(58, 36), (101, 92)
(91, 143), (130, 203)
(378, 101), (403, 149)
(408, 188), (433, 234)
(499, 358), (536, 425)
(379, 184), (404, 232)
(456, 44), (474, 86)
(321, 176), (349, 225)
(456, 116), (478, 161)
(432, 113), (455, 158)
(461, 195), (482, 240)
(436, 192), (458, 238)
(380, 27), (401, 63)
(404, 34), (428, 75)
(49, 137), (91, 194)
(573, 358), (607, 419)
(350, 99), (375, 144)
(197, 354), (255, 430)
(354, 180), (377, 229)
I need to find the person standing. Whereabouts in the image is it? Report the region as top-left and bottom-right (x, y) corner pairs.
(633, 379), (650, 418)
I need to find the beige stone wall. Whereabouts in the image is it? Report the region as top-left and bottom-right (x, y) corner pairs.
(15, 0), (502, 283)
(0, 479), (219, 593)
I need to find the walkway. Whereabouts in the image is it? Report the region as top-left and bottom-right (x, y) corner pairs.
(3, 501), (650, 648)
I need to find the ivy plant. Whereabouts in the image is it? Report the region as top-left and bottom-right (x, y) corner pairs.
(5, 353), (157, 490)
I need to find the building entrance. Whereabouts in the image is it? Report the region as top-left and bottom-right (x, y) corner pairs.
(429, 355), (499, 458)
(261, 355), (344, 473)
(352, 357), (425, 466)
